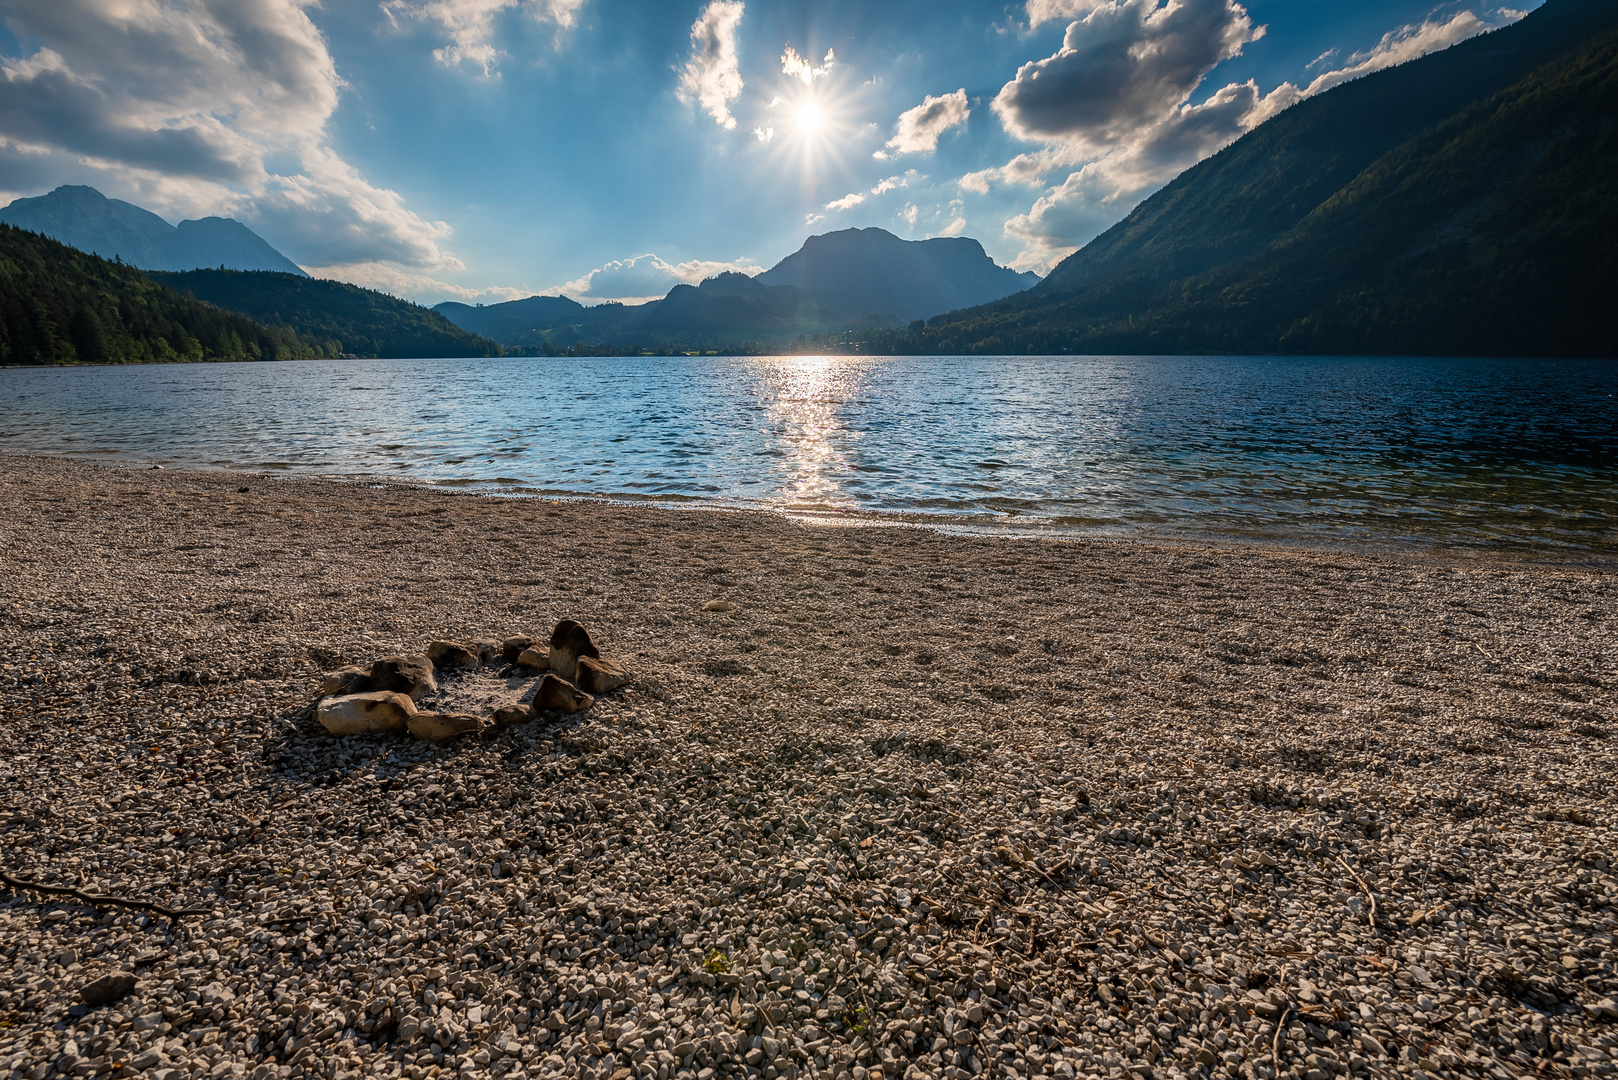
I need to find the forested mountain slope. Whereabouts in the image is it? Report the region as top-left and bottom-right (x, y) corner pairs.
(151, 270), (503, 359)
(0, 225), (321, 365)
(924, 0), (1618, 357)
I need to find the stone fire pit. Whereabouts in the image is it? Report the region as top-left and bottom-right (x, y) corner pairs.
(315, 618), (631, 744)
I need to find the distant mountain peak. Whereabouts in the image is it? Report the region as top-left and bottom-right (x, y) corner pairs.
(758, 226), (1039, 323)
(0, 185), (307, 276)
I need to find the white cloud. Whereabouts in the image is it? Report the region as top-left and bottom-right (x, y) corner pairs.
(882, 89), (970, 156)
(936, 217), (967, 238)
(982, 3), (1515, 274)
(824, 192), (865, 212)
(898, 203), (919, 227)
(1287, 13), (1494, 97)
(1025, 0), (1110, 28)
(781, 46), (835, 84)
(805, 212), (825, 227)
(753, 126), (774, 142)
(678, 0), (746, 131)
(381, 0), (586, 76)
(558, 253), (760, 301)
(0, 0), (457, 277)
(870, 170), (918, 195)
(994, 0), (1261, 148)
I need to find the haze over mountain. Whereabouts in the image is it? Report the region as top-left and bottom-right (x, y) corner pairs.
(432, 227), (1039, 347)
(917, 0), (1617, 357)
(754, 229), (1038, 323)
(433, 295), (587, 342)
(0, 186), (307, 277)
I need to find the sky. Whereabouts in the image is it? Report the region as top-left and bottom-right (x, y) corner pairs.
(0, 0), (1541, 306)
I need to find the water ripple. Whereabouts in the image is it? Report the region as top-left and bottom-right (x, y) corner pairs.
(2, 354), (1615, 560)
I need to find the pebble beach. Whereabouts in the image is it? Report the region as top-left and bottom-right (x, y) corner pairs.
(1, 453), (1615, 1080)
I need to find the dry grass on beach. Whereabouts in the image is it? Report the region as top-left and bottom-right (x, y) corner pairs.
(1, 454), (1615, 1080)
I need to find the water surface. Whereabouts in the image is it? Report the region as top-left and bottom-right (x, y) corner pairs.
(3, 354), (1614, 561)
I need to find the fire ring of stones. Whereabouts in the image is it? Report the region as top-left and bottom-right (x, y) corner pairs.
(315, 619), (630, 744)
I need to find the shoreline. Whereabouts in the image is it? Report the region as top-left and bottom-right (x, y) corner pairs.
(5, 449), (1611, 576)
(1, 453), (1614, 1080)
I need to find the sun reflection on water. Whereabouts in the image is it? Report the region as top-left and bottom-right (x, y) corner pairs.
(746, 354), (869, 512)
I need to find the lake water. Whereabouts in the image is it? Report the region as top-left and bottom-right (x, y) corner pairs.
(3, 354), (1615, 562)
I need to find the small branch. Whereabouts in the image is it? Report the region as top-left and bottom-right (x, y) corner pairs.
(1335, 855), (1378, 927)
(0, 869), (210, 920)
(1272, 1005), (1292, 1076)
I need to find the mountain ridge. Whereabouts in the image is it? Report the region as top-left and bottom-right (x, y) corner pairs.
(148, 269), (503, 359)
(914, 0), (1618, 357)
(0, 185), (307, 276)
(431, 226), (1039, 347)
(0, 224), (323, 365)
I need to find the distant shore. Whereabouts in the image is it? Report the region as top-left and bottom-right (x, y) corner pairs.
(1, 453), (1614, 1080)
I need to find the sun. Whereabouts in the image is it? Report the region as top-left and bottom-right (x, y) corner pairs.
(795, 100), (824, 133)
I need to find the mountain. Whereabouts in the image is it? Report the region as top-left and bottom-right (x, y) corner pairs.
(921, 0), (1618, 357)
(433, 294), (586, 340)
(0, 186), (307, 276)
(756, 228), (1039, 323)
(0, 224), (322, 365)
(640, 273), (826, 334)
(433, 228), (1039, 348)
(149, 269), (503, 359)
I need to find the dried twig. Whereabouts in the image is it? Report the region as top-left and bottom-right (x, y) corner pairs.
(0, 869), (210, 920)
(1335, 855), (1378, 926)
(1273, 1005), (1292, 1076)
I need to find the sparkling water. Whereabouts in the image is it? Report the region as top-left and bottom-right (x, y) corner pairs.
(3, 353), (1614, 561)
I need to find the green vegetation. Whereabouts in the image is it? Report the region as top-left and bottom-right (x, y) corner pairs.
(148, 269), (503, 359)
(919, 2), (1618, 358)
(0, 224), (323, 365)
(703, 949), (730, 975)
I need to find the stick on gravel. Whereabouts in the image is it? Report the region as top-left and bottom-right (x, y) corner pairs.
(0, 869), (210, 920)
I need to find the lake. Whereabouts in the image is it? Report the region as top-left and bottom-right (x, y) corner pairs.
(3, 354), (1615, 562)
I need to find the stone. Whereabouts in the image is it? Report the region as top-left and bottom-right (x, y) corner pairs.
(492, 706), (532, 727)
(470, 639), (502, 664)
(575, 656), (631, 695)
(80, 973), (137, 1006)
(317, 691), (417, 735)
(502, 636), (537, 663)
(547, 619), (600, 682)
(370, 655), (437, 700)
(407, 712), (485, 744)
(321, 666), (372, 697)
(701, 600), (738, 612)
(427, 641), (480, 670)
(532, 674), (594, 715)
(515, 646), (551, 670)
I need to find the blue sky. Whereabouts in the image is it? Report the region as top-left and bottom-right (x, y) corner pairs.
(0, 0), (1539, 304)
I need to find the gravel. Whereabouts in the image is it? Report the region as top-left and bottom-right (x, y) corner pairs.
(1, 453), (1615, 1080)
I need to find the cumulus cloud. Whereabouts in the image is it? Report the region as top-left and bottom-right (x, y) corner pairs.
(678, 0), (746, 131)
(781, 45), (835, 84)
(993, 0), (1261, 148)
(559, 253), (760, 302)
(753, 125), (774, 142)
(981, 1), (1515, 273)
(381, 0), (586, 75)
(824, 192), (865, 212)
(1025, 0), (1110, 28)
(0, 0), (458, 278)
(880, 89), (970, 157)
(898, 203), (920, 227)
